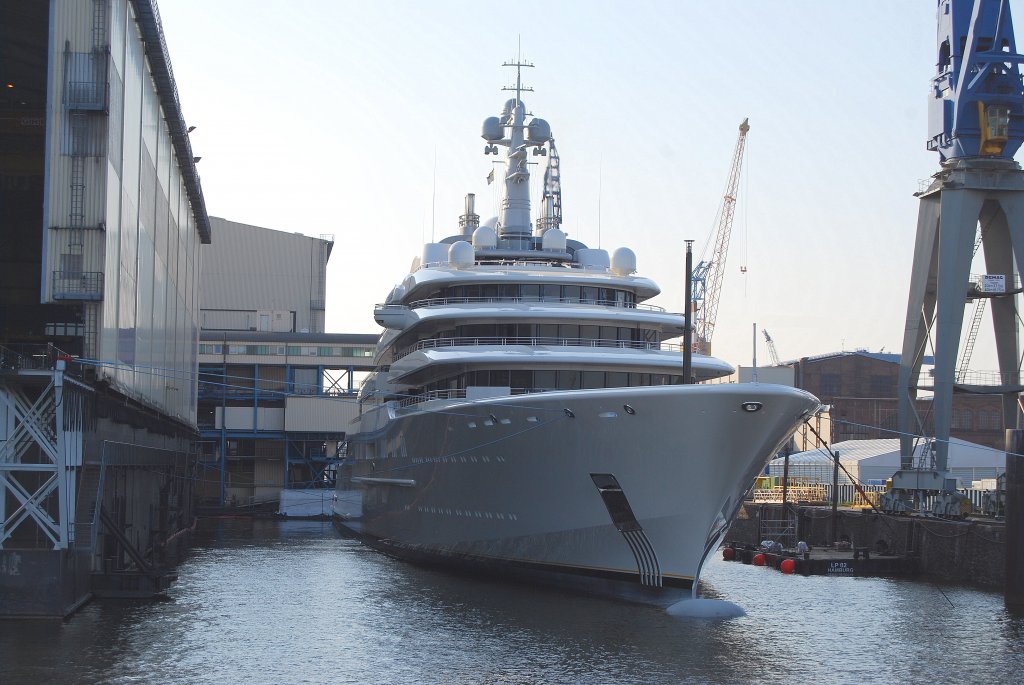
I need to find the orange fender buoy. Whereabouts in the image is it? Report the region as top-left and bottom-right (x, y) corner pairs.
(779, 558), (796, 574)
(723, 547), (736, 561)
(752, 553), (766, 567)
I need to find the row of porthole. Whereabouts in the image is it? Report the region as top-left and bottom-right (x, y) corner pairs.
(414, 505), (519, 521)
(467, 418), (516, 428)
(412, 455), (508, 464)
(466, 404), (637, 428)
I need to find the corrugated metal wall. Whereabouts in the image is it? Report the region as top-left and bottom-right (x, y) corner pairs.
(202, 218), (330, 333)
(284, 396), (359, 432)
(45, 2), (110, 300)
(254, 458), (284, 503)
(45, 0), (204, 424)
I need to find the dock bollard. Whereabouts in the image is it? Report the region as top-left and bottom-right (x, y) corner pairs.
(1006, 430), (1024, 612)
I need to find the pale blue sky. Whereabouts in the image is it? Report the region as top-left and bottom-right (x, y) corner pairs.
(158, 1), (1023, 371)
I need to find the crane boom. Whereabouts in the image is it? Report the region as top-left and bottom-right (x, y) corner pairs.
(691, 118), (749, 355)
(763, 329), (781, 366)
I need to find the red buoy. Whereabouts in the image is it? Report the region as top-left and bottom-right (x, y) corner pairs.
(752, 553), (766, 567)
(779, 558), (796, 574)
(723, 547), (736, 561)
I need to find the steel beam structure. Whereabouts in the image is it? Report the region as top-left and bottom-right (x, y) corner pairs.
(895, 1), (1024, 508)
(0, 361), (87, 549)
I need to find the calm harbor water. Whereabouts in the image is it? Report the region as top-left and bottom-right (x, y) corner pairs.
(2, 518), (1022, 685)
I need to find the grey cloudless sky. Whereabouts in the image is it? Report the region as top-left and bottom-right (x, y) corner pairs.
(157, 1), (1024, 372)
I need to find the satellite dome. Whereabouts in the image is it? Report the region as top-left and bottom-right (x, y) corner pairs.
(482, 117), (503, 141)
(472, 225), (498, 249)
(611, 247), (637, 275)
(501, 98), (517, 119)
(449, 240), (475, 268)
(421, 243), (449, 267)
(527, 118), (551, 143)
(576, 248), (610, 270)
(541, 228), (566, 251)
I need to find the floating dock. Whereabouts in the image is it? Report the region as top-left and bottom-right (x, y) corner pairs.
(725, 503), (1006, 590)
(722, 543), (919, 577)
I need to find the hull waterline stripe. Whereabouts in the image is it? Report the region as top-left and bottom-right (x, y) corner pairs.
(334, 518), (692, 595)
(351, 476), (417, 487)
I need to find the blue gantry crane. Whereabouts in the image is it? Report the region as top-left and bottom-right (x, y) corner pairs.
(891, 0), (1024, 515)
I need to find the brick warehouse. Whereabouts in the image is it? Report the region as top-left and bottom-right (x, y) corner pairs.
(789, 351), (1007, 449)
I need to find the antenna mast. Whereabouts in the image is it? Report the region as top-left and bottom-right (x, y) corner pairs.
(480, 56), (551, 243)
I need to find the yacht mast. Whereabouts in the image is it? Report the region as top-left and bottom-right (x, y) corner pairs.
(481, 59), (551, 245)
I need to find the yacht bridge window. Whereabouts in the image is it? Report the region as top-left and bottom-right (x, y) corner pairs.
(393, 323), (666, 361)
(413, 284), (639, 308)
(410, 369), (685, 399)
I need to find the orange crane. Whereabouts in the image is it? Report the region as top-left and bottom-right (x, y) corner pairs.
(691, 118), (749, 355)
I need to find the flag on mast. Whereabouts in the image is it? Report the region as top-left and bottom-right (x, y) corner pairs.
(486, 168), (495, 185)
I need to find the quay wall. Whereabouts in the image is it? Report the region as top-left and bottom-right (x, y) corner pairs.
(0, 550), (92, 617)
(725, 504), (1006, 590)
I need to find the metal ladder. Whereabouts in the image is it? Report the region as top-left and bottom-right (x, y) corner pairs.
(957, 298), (986, 382)
(956, 228), (988, 382)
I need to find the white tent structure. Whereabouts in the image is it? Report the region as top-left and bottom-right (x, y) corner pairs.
(767, 438), (1004, 487)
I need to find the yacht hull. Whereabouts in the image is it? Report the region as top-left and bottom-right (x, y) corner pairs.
(334, 383), (819, 606)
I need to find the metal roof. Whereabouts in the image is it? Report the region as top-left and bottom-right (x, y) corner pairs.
(130, 0), (211, 244)
(773, 437), (1002, 467)
(199, 331), (379, 345)
(779, 350), (935, 366)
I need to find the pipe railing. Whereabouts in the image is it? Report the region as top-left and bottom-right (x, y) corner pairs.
(376, 296), (669, 312)
(393, 336), (680, 361)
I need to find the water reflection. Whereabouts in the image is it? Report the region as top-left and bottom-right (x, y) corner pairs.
(1, 519), (1022, 685)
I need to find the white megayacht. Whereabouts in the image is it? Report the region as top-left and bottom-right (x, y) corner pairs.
(333, 62), (820, 606)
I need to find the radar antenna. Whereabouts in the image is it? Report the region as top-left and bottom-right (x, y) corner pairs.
(481, 58), (551, 241)
(502, 57), (535, 104)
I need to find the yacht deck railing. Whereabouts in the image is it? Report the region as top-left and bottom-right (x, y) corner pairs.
(377, 296), (671, 312)
(393, 336), (683, 361)
(396, 386), (561, 410)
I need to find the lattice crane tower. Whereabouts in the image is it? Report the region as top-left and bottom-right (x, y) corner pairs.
(763, 329), (781, 367)
(691, 118), (749, 355)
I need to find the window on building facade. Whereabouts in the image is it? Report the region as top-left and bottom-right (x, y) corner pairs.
(951, 408), (973, 430)
(870, 374), (895, 396)
(819, 373), (841, 396)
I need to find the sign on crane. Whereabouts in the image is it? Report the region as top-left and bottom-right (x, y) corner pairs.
(691, 118), (750, 355)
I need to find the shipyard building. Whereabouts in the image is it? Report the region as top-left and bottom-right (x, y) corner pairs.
(1, 0), (207, 616)
(742, 350), (1008, 451)
(197, 218), (377, 514)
